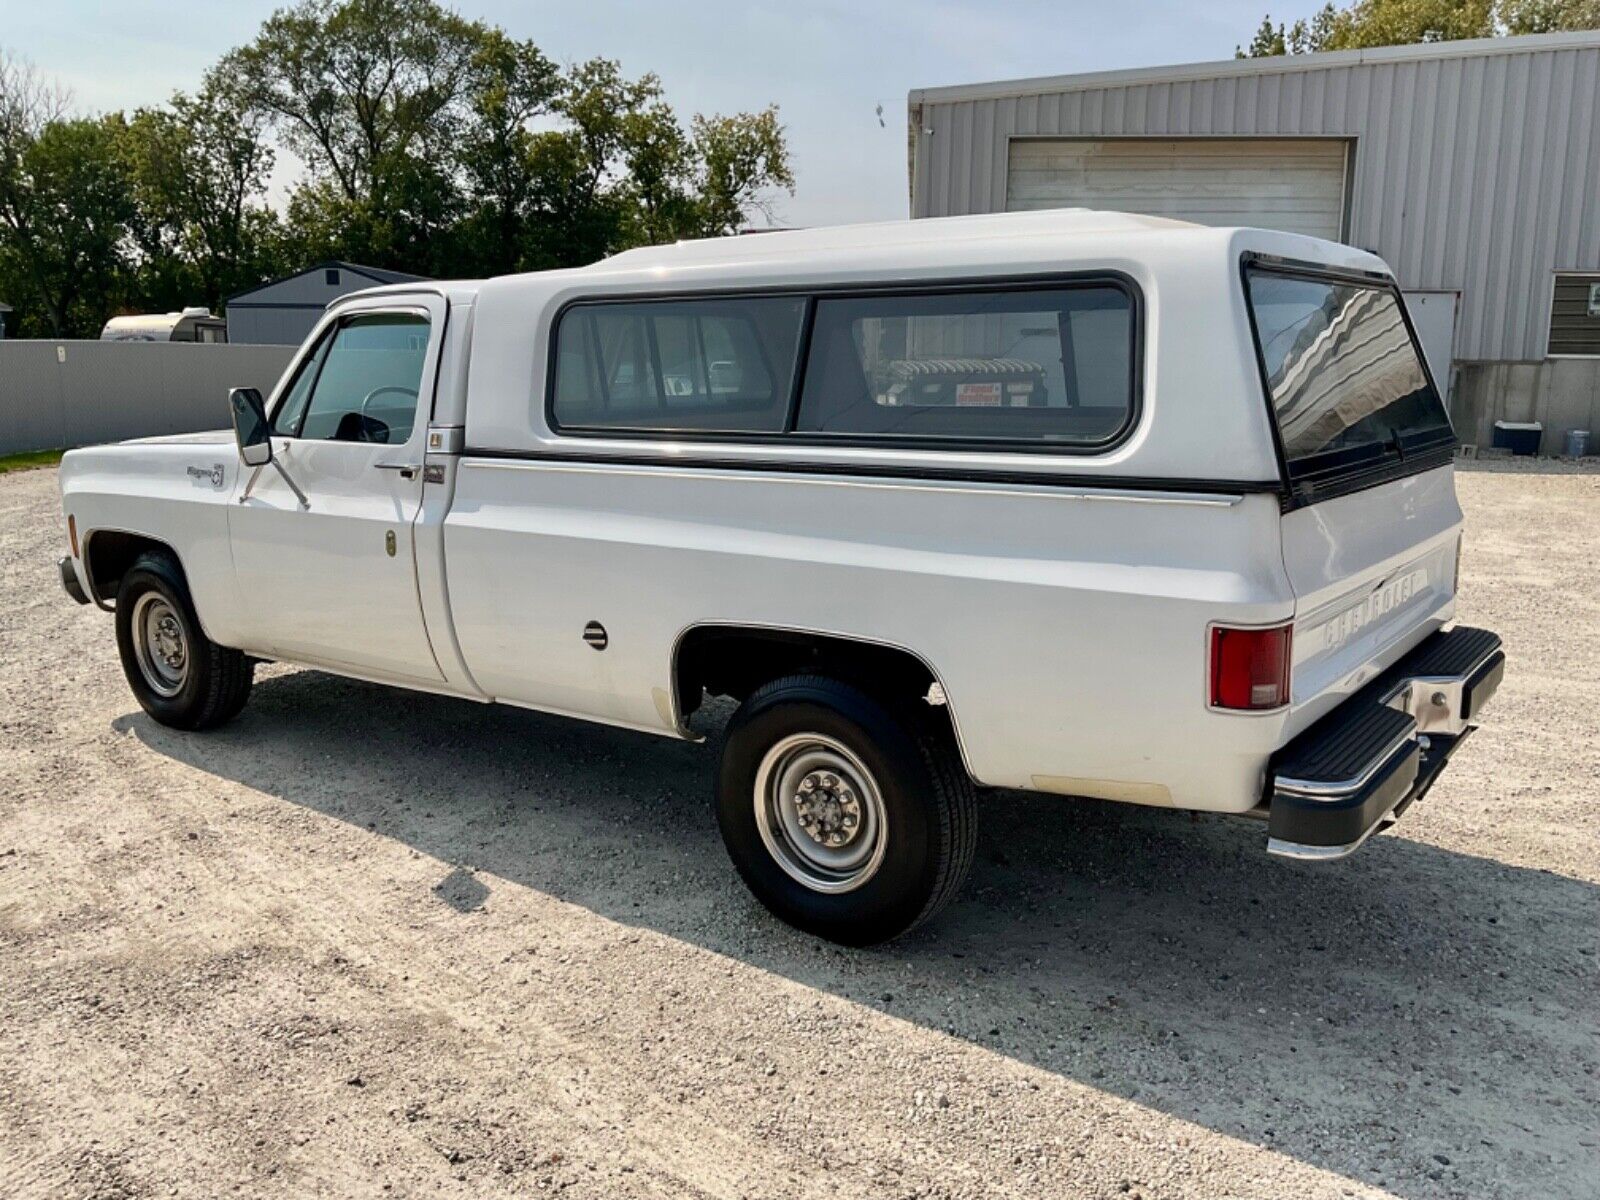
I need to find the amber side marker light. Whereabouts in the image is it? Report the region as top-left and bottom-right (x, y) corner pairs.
(67, 514), (78, 558)
(1209, 623), (1293, 711)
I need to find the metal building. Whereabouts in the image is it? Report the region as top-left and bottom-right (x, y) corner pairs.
(225, 261), (427, 346)
(908, 30), (1600, 449)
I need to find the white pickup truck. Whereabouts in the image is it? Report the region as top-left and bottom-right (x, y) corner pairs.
(58, 210), (1504, 944)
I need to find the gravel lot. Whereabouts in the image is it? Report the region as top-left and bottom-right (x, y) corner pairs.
(2, 461), (1596, 1199)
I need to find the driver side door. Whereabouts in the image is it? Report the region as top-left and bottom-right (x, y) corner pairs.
(228, 299), (445, 683)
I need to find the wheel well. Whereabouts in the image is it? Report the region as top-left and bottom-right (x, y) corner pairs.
(82, 530), (178, 602)
(674, 626), (942, 720)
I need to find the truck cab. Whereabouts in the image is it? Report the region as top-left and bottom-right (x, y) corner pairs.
(58, 210), (1503, 944)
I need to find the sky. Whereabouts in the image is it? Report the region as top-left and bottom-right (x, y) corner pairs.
(3, 0), (1325, 227)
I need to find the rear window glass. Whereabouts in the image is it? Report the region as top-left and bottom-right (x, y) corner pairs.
(1244, 268), (1452, 470)
(795, 286), (1134, 445)
(551, 298), (806, 433)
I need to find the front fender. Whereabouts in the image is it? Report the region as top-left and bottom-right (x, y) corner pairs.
(60, 442), (250, 647)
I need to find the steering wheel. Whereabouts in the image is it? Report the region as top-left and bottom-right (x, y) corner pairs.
(355, 385), (418, 443)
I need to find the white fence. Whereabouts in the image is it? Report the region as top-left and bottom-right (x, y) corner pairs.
(0, 341), (297, 456)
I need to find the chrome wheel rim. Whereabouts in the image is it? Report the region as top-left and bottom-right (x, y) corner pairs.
(131, 593), (188, 698)
(753, 734), (887, 894)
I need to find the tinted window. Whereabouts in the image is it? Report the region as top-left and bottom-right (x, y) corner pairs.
(279, 313), (430, 444)
(270, 331), (331, 436)
(1244, 269), (1452, 468)
(795, 286), (1134, 445)
(552, 298), (806, 432)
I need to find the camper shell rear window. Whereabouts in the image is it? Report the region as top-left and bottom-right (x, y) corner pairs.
(1242, 259), (1455, 505)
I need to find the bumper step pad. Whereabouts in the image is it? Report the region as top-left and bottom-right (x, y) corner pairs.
(1273, 703), (1416, 790)
(1266, 626), (1502, 861)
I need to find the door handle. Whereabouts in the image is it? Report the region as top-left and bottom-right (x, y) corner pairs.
(374, 460), (421, 479)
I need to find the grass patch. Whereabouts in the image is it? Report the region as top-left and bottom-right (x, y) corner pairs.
(0, 449), (65, 474)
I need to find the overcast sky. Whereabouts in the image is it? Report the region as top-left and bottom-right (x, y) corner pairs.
(6, 0), (1322, 227)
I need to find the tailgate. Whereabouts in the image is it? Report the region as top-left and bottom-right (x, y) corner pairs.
(1281, 468), (1460, 717)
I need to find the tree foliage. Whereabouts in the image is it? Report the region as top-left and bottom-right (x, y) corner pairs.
(1238, 0), (1596, 56)
(1497, 0), (1600, 31)
(122, 81), (282, 311)
(0, 96), (134, 336)
(0, 0), (795, 336)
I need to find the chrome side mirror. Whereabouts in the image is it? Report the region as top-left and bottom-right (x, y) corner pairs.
(229, 387), (272, 468)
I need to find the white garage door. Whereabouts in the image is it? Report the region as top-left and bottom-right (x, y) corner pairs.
(1006, 138), (1349, 241)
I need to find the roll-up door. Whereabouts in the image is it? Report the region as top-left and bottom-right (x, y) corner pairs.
(1006, 138), (1349, 241)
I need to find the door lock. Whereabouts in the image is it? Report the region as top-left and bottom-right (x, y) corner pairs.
(385, 530), (396, 557)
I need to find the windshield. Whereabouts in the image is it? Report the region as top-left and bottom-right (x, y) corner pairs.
(1244, 267), (1452, 475)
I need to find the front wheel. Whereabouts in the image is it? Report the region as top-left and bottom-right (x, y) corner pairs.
(716, 675), (976, 945)
(115, 550), (253, 730)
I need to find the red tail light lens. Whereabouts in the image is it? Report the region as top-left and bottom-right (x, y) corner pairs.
(1209, 623), (1292, 711)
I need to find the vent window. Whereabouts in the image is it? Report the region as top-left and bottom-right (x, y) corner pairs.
(1548, 273), (1600, 357)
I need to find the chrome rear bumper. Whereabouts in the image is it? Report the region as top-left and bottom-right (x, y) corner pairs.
(1265, 626), (1504, 861)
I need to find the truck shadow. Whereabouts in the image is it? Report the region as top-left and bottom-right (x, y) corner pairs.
(114, 669), (1598, 1199)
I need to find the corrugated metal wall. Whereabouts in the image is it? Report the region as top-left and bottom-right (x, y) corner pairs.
(910, 34), (1600, 363)
(0, 342), (296, 455)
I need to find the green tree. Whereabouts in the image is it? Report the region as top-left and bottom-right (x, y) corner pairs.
(453, 29), (560, 275)
(0, 48), (70, 334)
(122, 79), (283, 311)
(518, 59), (793, 266)
(220, 0), (487, 272)
(0, 114), (134, 336)
(541, 59), (683, 261)
(688, 107), (794, 239)
(1240, 15), (1291, 55)
(1497, 0), (1600, 31)
(1240, 0), (1595, 56)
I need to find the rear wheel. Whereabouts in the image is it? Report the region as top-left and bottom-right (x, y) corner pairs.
(716, 675), (976, 945)
(115, 551), (253, 730)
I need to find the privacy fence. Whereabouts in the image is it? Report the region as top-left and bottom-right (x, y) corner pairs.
(0, 342), (296, 456)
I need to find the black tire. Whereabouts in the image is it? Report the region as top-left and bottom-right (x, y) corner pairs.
(716, 674), (977, 946)
(115, 550), (253, 730)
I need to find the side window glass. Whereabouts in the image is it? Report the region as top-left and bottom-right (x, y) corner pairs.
(270, 331), (332, 436)
(591, 310), (659, 411)
(551, 298), (805, 433)
(295, 313), (431, 444)
(795, 286), (1135, 446)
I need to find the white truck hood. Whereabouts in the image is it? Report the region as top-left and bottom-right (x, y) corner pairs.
(121, 429), (235, 446)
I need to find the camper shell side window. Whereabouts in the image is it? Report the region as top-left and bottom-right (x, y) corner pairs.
(546, 275), (1142, 454)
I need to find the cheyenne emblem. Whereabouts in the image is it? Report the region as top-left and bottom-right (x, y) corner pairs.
(186, 463), (226, 488)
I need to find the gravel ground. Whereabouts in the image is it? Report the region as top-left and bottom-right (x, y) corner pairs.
(1, 461), (1596, 1199)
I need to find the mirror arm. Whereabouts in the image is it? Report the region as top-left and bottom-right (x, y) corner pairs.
(237, 451), (310, 510)
(269, 456), (311, 510)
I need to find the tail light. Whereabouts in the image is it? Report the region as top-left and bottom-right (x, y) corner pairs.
(1209, 623), (1292, 711)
